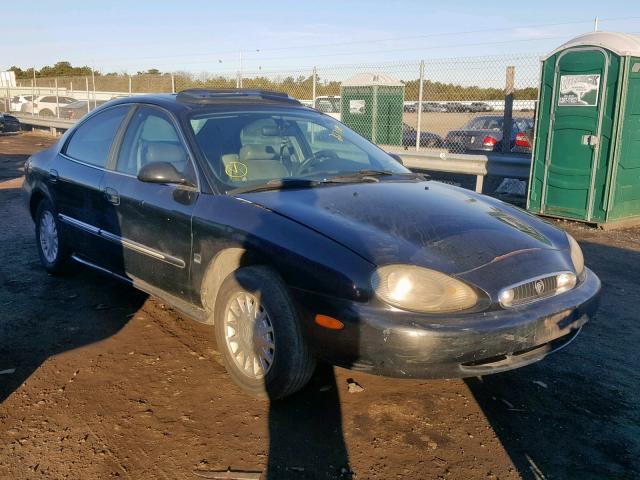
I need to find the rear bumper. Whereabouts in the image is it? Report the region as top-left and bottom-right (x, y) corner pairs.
(292, 268), (600, 378)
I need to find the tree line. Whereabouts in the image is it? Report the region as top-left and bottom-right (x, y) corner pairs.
(7, 62), (538, 100)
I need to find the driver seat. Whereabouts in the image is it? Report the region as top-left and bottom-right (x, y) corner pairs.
(221, 145), (287, 182)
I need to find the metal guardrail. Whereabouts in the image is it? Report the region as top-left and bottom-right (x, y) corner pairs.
(13, 114), (75, 135)
(13, 114), (531, 192)
(397, 150), (530, 193)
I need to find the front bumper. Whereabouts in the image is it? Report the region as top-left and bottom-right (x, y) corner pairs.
(291, 268), (601, 378)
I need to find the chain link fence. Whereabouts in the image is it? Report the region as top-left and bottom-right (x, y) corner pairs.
(2, 53), (540, 154)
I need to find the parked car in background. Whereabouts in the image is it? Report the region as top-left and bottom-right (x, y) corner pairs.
(59, 99), (109, 120)
(313, 95), (341, 120)
(23, 89), (599, 398)
(0, 113), (20, 132)
(10, 95), (33, 112)
(445, 116), (534, 153)
(422, 102), (447, 112)
(444, 102), (469, 113)
(21, 95), (77, 116)
(403, 102), (417, 113)
(468, 102), (493, 112)
(402, 123), (444, 148)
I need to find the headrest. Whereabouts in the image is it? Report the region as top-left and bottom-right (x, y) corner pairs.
(145, 143), (187, 165)
(239, 144), (277, 161)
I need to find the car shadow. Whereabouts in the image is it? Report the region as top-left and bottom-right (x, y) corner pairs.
(227, 184), (356, 480)
(0, 145), (146, 404)
(465, 240), (640, 479)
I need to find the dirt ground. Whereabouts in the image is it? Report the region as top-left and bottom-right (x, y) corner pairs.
(0, 132), (638, 480)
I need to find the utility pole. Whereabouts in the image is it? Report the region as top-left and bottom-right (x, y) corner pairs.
(237, 50), (244, 89)
(594, 16), (599, 32)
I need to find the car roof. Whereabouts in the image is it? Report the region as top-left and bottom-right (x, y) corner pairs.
(105, 89), (315, 116)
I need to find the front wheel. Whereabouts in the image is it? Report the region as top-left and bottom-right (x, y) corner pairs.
(35, 199), (71, 274)
(213, 266), (316, 399)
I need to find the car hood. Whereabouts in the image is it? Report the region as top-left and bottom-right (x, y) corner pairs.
(237, 180), (569, 276)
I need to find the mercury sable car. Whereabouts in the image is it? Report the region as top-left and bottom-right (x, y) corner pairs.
(23, 89), (600, 398)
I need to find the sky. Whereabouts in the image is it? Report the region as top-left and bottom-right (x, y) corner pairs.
(3, 0), (640, 76)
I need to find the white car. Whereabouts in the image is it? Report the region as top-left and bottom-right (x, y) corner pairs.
(10, 95), (33, 112)
(21, 95), (77, 116)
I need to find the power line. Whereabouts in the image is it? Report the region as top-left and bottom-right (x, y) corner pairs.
(91, 15), (640, 65)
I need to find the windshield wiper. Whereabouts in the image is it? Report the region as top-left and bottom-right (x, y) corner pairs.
(321, 169), (428, 184)
(229, 178), (320, 195)
(321, 169), (394, 183)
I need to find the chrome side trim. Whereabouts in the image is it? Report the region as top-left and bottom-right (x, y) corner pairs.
(58, 213), (100, 235)
(59, 214), (185, 269)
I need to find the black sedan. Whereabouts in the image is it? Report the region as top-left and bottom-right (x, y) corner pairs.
(1, 113), (20, 133)
(402, 123), (444, 148)
(24, 89), (600, 398)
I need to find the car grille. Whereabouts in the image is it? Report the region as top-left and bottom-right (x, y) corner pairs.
(510, 275), (558, 305)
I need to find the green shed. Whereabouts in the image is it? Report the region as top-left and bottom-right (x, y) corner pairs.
(340, 73), (404, 146)
(527, 32), (640, 228)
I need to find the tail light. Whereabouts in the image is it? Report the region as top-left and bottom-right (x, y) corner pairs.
(515, 132), (531, 148)
(482, 136), (497, 147)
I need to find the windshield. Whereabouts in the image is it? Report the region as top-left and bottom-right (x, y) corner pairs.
(189, 110), (410, 191)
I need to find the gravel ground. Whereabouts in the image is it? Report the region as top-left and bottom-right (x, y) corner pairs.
(0, 132), (638, 479)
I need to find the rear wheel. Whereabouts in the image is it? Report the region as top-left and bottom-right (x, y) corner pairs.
(213, 266), (316, 399)
(35, 199), (71, 274)
(40, 109), (54, 117)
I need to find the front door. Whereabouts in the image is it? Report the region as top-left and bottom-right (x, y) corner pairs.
(101, 105), (198, 300)
(541, 48), (608, 221)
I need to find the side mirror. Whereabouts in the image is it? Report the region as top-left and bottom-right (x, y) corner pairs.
(388, 153), (404, 166)
(138, 162), (185, 185)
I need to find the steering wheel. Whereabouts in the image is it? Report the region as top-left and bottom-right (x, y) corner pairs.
(296, 149), (339, 176)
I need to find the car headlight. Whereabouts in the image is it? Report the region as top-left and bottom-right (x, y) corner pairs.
(566, 233), (585, 277)
(371, 265), (478, 313)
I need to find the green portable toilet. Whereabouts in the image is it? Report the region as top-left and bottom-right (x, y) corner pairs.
(340, 73), (404, 146)
(528, 31), (640, 228)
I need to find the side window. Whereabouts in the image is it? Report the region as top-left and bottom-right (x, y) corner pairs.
(64, 106), (129, 167)
(116, 107), (191, 178)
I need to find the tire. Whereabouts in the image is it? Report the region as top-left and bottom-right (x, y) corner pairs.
(40, 109), (54, 117)
(213, 265), (316, 399)
(35, 199), (72, 274)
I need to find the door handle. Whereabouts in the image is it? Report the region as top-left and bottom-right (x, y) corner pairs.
(103, 187), (120, 205)
(48, 169), (59, 183)
(582, 134), (599, 147)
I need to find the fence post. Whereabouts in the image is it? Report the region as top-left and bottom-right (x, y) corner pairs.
(91, 68), (96, 109)
(85, 77), (90, 112)
(502, 66), (515, 154)
(55, 78), (60, 118)
(128, 75), (132, 96)
(312, 66), (317, 107)
(416, 60), (425, 151)
(171, 73), (176, 94)
(31, 70), (36, 117)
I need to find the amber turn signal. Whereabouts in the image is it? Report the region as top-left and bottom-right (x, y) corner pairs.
(314, 314), (344, 330)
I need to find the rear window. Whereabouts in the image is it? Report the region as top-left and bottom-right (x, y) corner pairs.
(64, 106), (129, 167)
(464, 117), (504, 130)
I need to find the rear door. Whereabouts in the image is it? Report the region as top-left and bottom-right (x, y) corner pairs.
(541, 49), (608, 220)
(101, 105), (198, 300)
(54, 105), (131, 263)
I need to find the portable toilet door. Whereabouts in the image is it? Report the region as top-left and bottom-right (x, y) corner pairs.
(529, 40), (620, 222)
